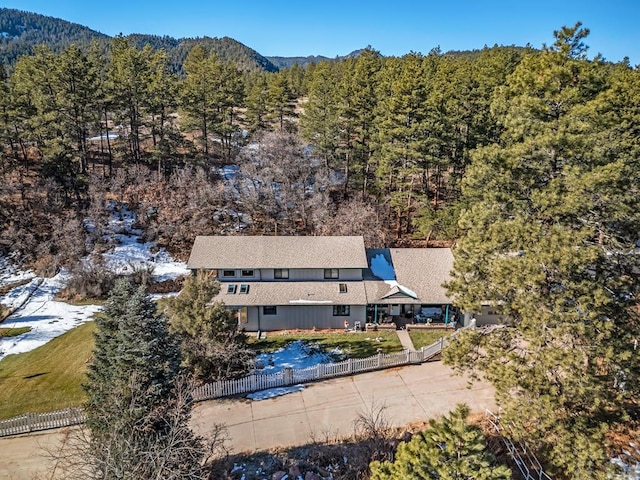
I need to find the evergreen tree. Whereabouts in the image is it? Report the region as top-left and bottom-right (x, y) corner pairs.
(146, 48), (179, 177)
(370, 404), (511, 480)
(83, 278), (203, 479)
(300, 61), (341, 173)
(244, 72), (269, 132)
(444, 23), (640, 478)
(266, 72), (296, 133)
(181, 46), (244, 160)
(337, 47), (382, 195)
(107, 37), (153, 164)
(165, 272), (254, 382)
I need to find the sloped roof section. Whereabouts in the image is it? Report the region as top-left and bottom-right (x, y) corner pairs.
(188, 236), (368, 269)
(391, 248), (454, 304)
(214, 281), (368, 307)
(364, 248), (454, 304)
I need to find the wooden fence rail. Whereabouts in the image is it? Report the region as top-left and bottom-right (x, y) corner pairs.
(0, 408), (85, 437)
(0, 326), (468, 437)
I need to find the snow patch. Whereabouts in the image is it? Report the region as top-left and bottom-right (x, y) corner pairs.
(247, 384), (305, 401)
(101, 204), (190, 281)
(0, 271), (101, 360)
(87, 133), (119, 141)
(370, 253), (395, 280)
(254, 340), (339, 374)
(370, 253), (418, 298)
(0, 255), (35, 288)
(0, 203), (188, 360)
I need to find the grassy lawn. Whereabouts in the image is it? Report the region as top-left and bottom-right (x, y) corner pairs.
(0, 327), (31, 338)
(408, 329), (453, 350)
(249, 330), (403, 357)
(0, 321), (95, 420)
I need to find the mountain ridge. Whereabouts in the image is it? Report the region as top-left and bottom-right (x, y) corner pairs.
(0, 8), (368, 72)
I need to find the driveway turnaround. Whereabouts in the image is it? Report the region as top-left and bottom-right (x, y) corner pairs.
(0, 361), (494, 479)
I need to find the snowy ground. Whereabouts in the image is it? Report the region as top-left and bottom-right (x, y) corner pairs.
(247, 341), (341, 401)
(0, 204), (189, 360)
(0, 255), (34, 289)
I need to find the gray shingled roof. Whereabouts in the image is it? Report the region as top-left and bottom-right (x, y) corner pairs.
(188, 236), (368, 269)
(364, 248), (454, 304)
(213, 281), (368, 307)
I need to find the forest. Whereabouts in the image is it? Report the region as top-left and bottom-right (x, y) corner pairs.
(0, 17), (639, 478)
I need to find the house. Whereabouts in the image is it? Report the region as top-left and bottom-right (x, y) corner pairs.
(187, 235), (459, 332)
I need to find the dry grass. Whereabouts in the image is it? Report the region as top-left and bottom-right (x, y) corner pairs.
(0, 322), (95, 420)
(408, 329), (453, 349)
(0, 327), (31, 338)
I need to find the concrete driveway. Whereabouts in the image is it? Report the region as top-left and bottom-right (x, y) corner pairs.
(191, 360), (494, 452)
(0, 361), (494, 479)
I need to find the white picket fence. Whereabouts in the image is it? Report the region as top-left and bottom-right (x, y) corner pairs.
(0, 327), (466, 437)
(192, 333), (452, 401)
(0, 408), (86, 437)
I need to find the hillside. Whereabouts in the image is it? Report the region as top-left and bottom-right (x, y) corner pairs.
(0, 8), (277, 73)
(0, 8), (109, 66)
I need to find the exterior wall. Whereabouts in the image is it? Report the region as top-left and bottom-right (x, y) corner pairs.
(217, 269), (260, 281)
(218, 268), (363, 282)
(239, 305), (366, 331)
(463, 306), (506, 327)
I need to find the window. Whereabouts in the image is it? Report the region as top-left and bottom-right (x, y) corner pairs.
(239, 284), (250, 294)
(263, 306), (277, 315)
(274, 268), (289, 279)
(241, 269), (254, 277)
(333, 305), (350, 316)
(222, 270), (235, 277)
(339, 283), (347, 293)
(324, 268), (339, 279)
(227, 284), (237, 294)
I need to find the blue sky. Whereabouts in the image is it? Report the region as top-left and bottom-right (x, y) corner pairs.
(3, 0), (639, 64)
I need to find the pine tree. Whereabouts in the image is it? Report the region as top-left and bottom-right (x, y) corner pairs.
(444, 23), (640, 478)
(83, 278), (203, 479)
(300, 60), (341, 173)
(245, 72), (269, 132)
(370, 404), (511, 480)
(266, 72), (296, 133)
(165, 272), (254, 382)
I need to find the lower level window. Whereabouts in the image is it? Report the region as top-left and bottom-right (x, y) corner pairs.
(263, 306), (277, 315)
(333, 305), (350, 316)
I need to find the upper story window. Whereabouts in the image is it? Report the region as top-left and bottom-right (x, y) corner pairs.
(241, 269), (254, 277)
(274, 269), (289, 279)
(227, 284), (237, 294)
(222, 270), (235, 278)
(324, 268), (339, 279)
(339, 283), (348, 293)
(239, 284), (250, 294)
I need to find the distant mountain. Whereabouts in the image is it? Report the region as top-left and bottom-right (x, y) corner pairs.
(267, 55), (332, 69)
(0, 8), (278, 73)
(0, 8), (109, 66)
(267, 49), (367, 69)
(4, 8), (493, 74)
